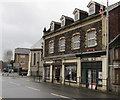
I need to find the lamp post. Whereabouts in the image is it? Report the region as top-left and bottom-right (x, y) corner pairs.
(37, 52), (40, 82)
(37, 61), (39, 77)
(106, 0), (110, 92)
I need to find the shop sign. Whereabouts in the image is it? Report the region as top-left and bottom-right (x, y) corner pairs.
(98, 72), (102, 79)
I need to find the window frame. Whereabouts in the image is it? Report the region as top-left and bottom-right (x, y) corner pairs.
(115, 48), (119, 59)
(87, 29), (97, 48)
(89, 4), (95, 15)
(74, 11), (79, 21)
(49, 40), (54, 54)
(61, 18), (65, 27)
(33, 53), (36, 66)
(50, 22), (54, 31)
(20, 55), (25, 58)
(115, 68), (120, 84)
(72, 33), (80, 49)
(45, 66), (50, 79)
(59, 37), (65, 52)
(64, 65), (77, 82)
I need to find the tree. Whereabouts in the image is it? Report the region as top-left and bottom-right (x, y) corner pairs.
(3, 50), (13, 62)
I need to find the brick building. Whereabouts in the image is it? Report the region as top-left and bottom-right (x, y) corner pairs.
(109, 1), (120, 94)
(14, 48), (30, 75)
(42, 1), (120, 92)
(43, 1), (108, 91)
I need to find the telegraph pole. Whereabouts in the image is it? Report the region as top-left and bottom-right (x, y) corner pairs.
(106, 0), (110, 92)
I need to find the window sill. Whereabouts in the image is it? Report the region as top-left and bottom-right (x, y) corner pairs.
(45, 77), (50, 80)
(65, 80), (77, 83)
(88, 45), (96, 48)
(113, 59), (120, 61)
(72, 48), (80, 50)
(112, 83), (120, 85)
(49, 52), (54, 54)
(59, 50), (65, 52)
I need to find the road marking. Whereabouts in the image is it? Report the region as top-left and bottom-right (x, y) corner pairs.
(51, 93), (72, 99)
(9, 82), (20, 86)
(26, 86), (40, 91)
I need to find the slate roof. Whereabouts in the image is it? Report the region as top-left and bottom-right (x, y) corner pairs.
(15, 48), (30, 54)
(109, 1), (120, 11)
(31, 38), (43, 50)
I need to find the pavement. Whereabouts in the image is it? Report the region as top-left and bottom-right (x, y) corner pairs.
(1, 73), (120, 99)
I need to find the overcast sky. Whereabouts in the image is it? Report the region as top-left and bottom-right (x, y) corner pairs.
(0, 0), (119, 60)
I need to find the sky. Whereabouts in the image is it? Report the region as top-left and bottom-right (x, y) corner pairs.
(0, 0), (119, 60)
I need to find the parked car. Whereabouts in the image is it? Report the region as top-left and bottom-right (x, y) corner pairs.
(2, 68), (9, 72)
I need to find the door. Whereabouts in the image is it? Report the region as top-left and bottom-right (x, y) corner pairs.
(55, 67), (61, 82)
(87, 69), (97, 90)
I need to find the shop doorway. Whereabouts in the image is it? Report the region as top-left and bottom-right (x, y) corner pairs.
(52, 66), (62, 83)
(87, 69), (97, 89)
(81, 61), (102, 90)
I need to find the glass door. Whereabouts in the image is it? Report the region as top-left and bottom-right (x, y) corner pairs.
(87, 69), (97, 90)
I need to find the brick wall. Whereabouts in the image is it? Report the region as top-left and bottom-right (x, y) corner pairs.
(45, 20), (102, 57)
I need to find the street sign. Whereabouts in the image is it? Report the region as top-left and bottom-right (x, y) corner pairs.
(7, 64), (12, 67)
(13, 63), (20, 67)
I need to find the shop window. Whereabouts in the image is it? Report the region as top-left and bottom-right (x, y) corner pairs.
(72, 34), (80, 49)
(115, 69), (120, 84)
(65, 65), (77, 82)
(49, 41), (54, 54)
(45, 67), (50, 79)
(20, 55), (25, 58)
(59, 37), (65, 52)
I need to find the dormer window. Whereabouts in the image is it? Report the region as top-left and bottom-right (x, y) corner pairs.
(74, 12), (79, 21)
(50, 22), (54, 31)
(89, 4), (95, 15)
(73, 8), (80, 21)
(60, 15), (73, 27)
(61, 18), (65, 27)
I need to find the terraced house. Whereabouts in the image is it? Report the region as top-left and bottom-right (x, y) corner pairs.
(43, 1), (108, 91)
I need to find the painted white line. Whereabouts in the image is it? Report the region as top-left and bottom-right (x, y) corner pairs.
(9, 82), (20, 86)
(26, 86), (40, 91)
(51, 93), (71, 99)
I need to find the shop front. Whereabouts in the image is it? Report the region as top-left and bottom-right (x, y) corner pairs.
(64, 62), (77, 83)
(52, 60), (62, 83)
(52, 66), (62, 83)
(44, 64), (50, 81)
(81, 61), (102, 90)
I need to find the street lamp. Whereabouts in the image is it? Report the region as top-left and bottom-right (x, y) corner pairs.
(37, 61), (39, 77)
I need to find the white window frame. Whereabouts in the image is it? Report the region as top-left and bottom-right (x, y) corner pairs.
(51, 22), (54, 31)
(87, 30), (96, 47)
(72, 34), (80, 49)
(59, 38), (65, 52)
(61, 18), (65, 27)
(49, 41), (54, 54)
(74, 12), (79, 21)
(89, 4), (95, 15)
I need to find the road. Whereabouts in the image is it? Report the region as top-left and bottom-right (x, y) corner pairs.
(1, 74), (120, 99)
